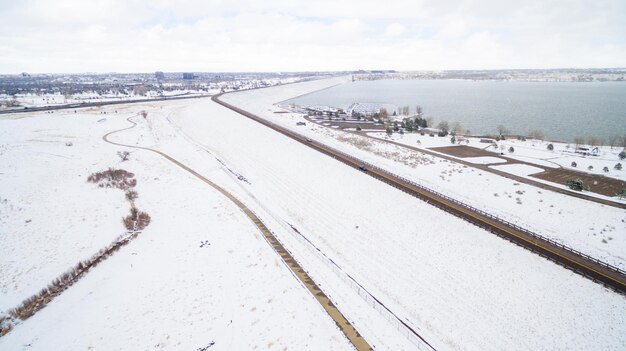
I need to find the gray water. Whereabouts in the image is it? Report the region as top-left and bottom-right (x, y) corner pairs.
(286, 79), (626, 142)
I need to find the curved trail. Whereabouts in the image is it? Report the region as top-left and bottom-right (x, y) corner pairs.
(102, 116), (373, 351)
(212, 93), (626, 295)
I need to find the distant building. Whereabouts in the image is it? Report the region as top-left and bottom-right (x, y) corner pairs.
(155, 71), (165, 80)
(182, 72), (197, 80)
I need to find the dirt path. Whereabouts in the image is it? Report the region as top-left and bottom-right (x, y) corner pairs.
(103, 116), (373, 351)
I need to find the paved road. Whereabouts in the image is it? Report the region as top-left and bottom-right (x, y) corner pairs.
(213, 93), (626, 295)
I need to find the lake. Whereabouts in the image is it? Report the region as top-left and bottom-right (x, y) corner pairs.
(286, 79), (626, 142)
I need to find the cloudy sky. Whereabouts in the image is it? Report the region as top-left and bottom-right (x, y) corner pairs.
(1, 0), (625, 73)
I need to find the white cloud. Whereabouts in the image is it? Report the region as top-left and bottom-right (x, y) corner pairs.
(385, 23), (406, 37)
(0, 0), (624, 72)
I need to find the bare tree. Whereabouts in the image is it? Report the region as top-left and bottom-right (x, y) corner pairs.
(379, 108), (389, 123)
(497, 125), (509, 137)
(117, 151), (130, 161)
(415, 105), (423, 117)
(451, 122), (463, 136)
(528, 130), (545, 140)
(574, 137), (585, 149)
(608, 135), (619, 150)
(587, 137), (600, 148)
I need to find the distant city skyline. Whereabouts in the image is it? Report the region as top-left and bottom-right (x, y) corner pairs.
(1, 0), (625, 73)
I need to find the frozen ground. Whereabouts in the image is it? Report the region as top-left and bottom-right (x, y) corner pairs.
(379, 132), (626, 181)
(0, 110), (131, 311)
(2, 78), (625, 350)
(173, 82), (624, 350)
(0, 102), (353, 350)
(222, 80), (626, 270)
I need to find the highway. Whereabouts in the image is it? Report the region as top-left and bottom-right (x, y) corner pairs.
(212, 93), (626, 295)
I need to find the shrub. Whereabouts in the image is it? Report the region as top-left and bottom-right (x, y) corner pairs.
(588, 165), (593, 170)
(117, 151), (130, 161)
(450, 136), (456, 144)
(571, 161), (577, 167)
(547, 143), (554, 151)
(125, 190), (139, 201)
(603, 166), (609, 172)
(140, 110), (148, 118)
(617, 188), (626, 199)
(123, 206), (151, 231)
(615, 163), (623, 170)
(356, 125), (361, 131)
(508, 146), (515, 153)
(620, 151), (626, 160)
(87, 168), (136, 190)
(566, 178), (588, 191)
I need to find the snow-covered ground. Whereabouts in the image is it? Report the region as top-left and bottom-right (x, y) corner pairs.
(2, 78), (625, 350)
(0, 102), (354, 350)
(379, 132), (626, 181)
(222, 80), (626, 270)
(177, 81), (624, 350)
(0, 91), (212, 110)
(0, 110), (131, 311)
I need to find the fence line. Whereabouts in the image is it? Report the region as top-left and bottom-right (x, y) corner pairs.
(247, 209), (437, 351)
(321, 141), (625, 276)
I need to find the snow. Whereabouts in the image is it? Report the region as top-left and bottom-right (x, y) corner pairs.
(491, 164), (546, 176)
(2, 77), (625, 350)
(0, 102), (354, 350)
(0, 110), (131, 311)
(198, 80), (625, 350)
(221, 80), (626, 270)
(463, 156), (507, 164)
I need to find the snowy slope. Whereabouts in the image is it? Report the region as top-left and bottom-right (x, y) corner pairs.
(199, 80), (626, 350)
(221, 79), (626, 269)
(0, 110), (132, 311)
(0, 102), (354, 350)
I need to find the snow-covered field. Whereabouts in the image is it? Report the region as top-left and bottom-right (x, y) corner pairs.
(0, 102), (354, 350)
(222, 80), (626, 270)
(194, 81), (624, 350)
(378, 131), (626, 181)
(2, 77), (625, 350)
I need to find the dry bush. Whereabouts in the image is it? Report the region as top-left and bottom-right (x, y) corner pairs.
(123, 206), (151, 231)
(7, 230), (140, 324)
(87, 168), (136, 189)
(0, 315), (12, 337)
(117, 151), (130, 161)
(125, 189), (139, 201)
